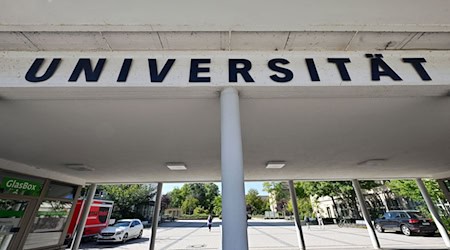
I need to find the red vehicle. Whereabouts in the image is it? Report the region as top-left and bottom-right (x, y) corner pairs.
(66, 199), (114, 241)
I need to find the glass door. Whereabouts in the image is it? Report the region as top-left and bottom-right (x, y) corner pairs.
(0, 199), (31, 250)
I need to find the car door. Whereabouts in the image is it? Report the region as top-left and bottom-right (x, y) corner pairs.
(391, 212), (402, 231)
(381, 212), (393, 229)
(131, 221), (139, 237)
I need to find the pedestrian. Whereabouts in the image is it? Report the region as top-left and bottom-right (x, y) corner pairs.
(304, 215), (310, 230)
(207, 214), (213, 232)
(316, 212), (324, 229)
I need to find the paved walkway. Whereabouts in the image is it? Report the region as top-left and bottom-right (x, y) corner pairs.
(76, 219), (448, 250)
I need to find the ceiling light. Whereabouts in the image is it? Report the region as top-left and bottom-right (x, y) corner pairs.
(166, 163), (187, 171)
(64, 164), (95, 171)
(266, 161), (286, 169)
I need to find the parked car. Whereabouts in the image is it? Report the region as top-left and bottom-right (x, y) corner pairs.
(374, 210), (437, 236)
(97, 219), (144, 243)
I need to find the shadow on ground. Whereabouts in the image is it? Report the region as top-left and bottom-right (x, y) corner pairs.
(79, 237), (149, 249)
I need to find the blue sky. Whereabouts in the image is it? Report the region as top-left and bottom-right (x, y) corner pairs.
(161, 181), (268, 196)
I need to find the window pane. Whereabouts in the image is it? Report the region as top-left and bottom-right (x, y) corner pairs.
(23, 200), (72, 249)
(46, 182), (76, 199)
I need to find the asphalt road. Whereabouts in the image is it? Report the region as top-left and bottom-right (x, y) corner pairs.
(74, 219), (448, 250)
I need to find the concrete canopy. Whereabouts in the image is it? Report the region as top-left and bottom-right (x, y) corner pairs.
(0, 0), (450, 185)
(0, 86), (449, 184)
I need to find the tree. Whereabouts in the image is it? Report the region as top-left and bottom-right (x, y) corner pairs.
(167, 187), (184, 208)
(100, 184), (155, 219)
(263, 182), (289, 213)
(181, 196), (199, 215)
(160, 194), (171, 211)
(286, 197), (313, 218)
(204, 183), (220, 213)
(167, 183), (220, 213)
(213, 196), (222, 216)
(386, 179), (444, 202)
(246, 189), (264, 215)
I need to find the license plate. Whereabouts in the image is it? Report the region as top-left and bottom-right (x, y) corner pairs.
(422, 222), (430, 225)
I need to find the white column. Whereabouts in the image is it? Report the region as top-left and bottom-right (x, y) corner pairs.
(220, 87), (248, 250)
(71, 183), (97, 250)
(288, 180), (306, 250)
(149, 182), (163, 250)
(416, 178), (450, 247)
(352, 180), (380, 249)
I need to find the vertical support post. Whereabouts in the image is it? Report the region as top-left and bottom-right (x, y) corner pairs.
(352, 180), (380, 249)
(149, 182), (163, 250)
(288, 180), (306, 250)
(220, 87), (248, 250)
(416, 178), (450, 247)
(437, 179), (450, 206)
(71, 183), (97, 250)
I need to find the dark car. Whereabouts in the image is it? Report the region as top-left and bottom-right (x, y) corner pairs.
(374, 210), (437, 236)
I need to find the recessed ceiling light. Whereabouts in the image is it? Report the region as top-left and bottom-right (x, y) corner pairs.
(64, 164), (95, 171)
(266, 161), (286, 169)
(166, 163), (187, 171)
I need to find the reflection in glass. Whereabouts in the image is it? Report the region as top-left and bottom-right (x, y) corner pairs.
(0, 199), (28, 250)
(24, 200), (72, 249)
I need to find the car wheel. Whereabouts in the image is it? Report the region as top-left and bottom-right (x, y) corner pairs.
(375, 224), (384, 233)
(122, 233), (129, 243)
(138, 230), (143, 239)
(401, 225), (411, 236)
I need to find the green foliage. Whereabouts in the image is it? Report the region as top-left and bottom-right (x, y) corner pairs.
(386, 179), (444, 202)
(193, 206), (209, 215)
(212, 196), (222, 216)
(286, 197), (313, 218)
(178, 214), (210, 220)
(246, 189), (265, 215)
(168, 187), (184, 208)
(181, 196), (199, 215)
(167, 183), (220, 214)
(263, 182), (289, 201)
(263, 182), (289, 212)
(100, 184), (154, 220)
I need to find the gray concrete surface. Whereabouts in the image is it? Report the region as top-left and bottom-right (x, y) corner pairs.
(75, 219), (448, 250)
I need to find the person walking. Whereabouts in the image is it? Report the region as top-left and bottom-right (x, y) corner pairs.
(207, 214), (213, 232)
(304, 215), (311, 230)
(316, 212), (324, 229)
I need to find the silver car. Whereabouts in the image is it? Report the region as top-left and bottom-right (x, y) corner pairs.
(97, 219), (144, 243)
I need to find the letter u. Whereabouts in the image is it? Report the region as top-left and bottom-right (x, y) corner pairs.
(25, 58), (61, 82)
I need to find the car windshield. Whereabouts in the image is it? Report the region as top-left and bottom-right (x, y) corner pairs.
(113, 221), (131, 227)
(407, 212), (425, 219)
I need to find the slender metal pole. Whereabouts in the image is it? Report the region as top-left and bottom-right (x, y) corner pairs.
(416, 178), (450, 247)
(288, 180), (306, 250)
(220, 87), (248, 250)
(71, 183), (97, 250)
(352, 180), (380, 249)
(149, 182), (163, 250)
(437, 179), (450, 207)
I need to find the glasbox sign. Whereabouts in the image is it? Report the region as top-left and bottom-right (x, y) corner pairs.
(1, 177), (42, 197)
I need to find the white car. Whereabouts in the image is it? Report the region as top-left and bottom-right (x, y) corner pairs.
(97, 219), (144, 243)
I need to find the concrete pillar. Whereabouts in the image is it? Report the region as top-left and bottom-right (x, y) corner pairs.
(220, 87), (248, 250)
(71, 183), (97, 250)
(288, 180), (306, 250)
(149, 182), (163, 250)
(416, 178), (450, 247)
(352, 180), (380, 249)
